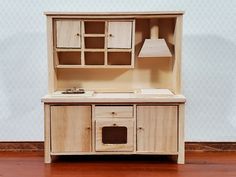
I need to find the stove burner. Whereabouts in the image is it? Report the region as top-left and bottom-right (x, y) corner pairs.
(62, 88), (85, 94)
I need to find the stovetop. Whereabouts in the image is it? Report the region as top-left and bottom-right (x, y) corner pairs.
(62, 88), (85, 94)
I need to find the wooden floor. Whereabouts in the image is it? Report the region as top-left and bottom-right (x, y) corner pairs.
(0, 152), (236, 177)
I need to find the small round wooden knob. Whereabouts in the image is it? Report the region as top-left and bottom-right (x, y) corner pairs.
(113, 123), (117, 126)
(138, 127), (143, 130)
(76, 33), (80, 36)
(86, 127), (91, 130)
(109, 34), (113, 37)
(111, 112), (115, 115)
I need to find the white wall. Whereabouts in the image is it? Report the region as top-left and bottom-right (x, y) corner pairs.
(0, 0), (236, 141)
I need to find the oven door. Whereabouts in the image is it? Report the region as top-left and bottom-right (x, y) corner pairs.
(95, 119), (134, 152)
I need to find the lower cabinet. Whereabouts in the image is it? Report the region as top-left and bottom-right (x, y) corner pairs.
(51, 106), (92, 153)
(137, 106), (178, 153)
(49, 105), (178, 154)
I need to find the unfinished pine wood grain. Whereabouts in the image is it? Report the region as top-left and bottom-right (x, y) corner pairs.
(47, 16), (56, 94)
(84, 49), (105, 52)
(56, 20), (81, 48)
(50, 151), (178, 155)
(51, 106), (92, 153)
(44, 11), (184, 16)
(104, 21), (108, 65)
(138, 39), (172, 57)
(173, 16), (183, 94)
(42, 94), (186, 103)
(138, 18), (172, 58)
(150, 19), (159, 39)
(44, 104), (51, 163)
(137, 106), (178, 153)
(178, 104), (185, 164)
(56, 19), (174, 92)
(92, 105), (96, 152)
(56, 65), (134, 69)
(108, 21), (133, 49)
(43, 12), (185, 164)
(81, 21), (85, 65)
(131, 20), (136, 67)
(94, 106), (133, 118)
(133, 105), (137, 152)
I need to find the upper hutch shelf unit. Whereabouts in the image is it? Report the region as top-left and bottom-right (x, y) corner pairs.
(55, 18), (135, 69)
(42, 11), (185, 164)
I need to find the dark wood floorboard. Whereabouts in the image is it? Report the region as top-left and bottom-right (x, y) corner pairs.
(0, 152), (236, 177)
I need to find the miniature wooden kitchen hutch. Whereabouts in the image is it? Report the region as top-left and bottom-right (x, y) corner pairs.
(42, 11), (186, 164)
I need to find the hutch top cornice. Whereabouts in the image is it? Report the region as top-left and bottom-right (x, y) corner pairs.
(44, 11), (184, 17)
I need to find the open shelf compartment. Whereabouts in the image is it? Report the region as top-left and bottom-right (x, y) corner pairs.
(84, 21), (105, 34)
(57, 51), (81, 65)
(108, 52), (132, 66)
(85, 52), (105, 65)
(84, 37), (105, 49)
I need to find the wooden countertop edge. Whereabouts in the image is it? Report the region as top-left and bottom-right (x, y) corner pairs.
(41, 94), (186, 103)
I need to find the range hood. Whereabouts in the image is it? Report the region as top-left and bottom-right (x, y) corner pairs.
(138, 19), (172, 58)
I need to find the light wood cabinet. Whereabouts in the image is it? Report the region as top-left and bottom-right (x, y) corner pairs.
(51, 106), (91, 152)
(43, 11), (185, 164)
(107, 21), (133, 49)
(56, 20), (81, 48)
(55, 20), (135, 68)
(137, 106), (177, 153)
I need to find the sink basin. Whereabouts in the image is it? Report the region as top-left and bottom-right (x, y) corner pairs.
(94, 93), (134, 98)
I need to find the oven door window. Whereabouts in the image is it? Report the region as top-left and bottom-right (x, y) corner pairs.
(102, 126), (127, 144)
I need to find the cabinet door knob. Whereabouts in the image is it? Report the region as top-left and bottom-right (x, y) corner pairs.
(111, 112), (116, 115)
(76, 33), (80, 36)
(109, 34), (113, 37)
(86, 127), (91, 130)
(138, 127), (144, 130)
(113, 123), (117, 126)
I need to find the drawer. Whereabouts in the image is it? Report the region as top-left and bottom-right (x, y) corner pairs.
(94, 106), (133, 118)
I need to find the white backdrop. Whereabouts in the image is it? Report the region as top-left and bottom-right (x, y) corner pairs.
(0, 0), (236, 141)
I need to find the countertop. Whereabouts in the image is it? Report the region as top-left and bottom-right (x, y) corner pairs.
(41, 93), (186, 104)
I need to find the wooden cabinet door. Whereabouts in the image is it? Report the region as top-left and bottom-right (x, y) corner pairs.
(56, 20), (81, 48)
(51, 106), (91, 153)
(108, 21), (132, 49)
(137, 106), (178, 153)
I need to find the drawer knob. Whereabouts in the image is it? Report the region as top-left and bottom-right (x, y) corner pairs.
(138, 127), (144, 130)
(111, 112), (116, 115)
(113, 123), (117, 126)
(76, 33), (80, 36)
(109, 34), (113, 37)
(86, 127), (91, 130)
